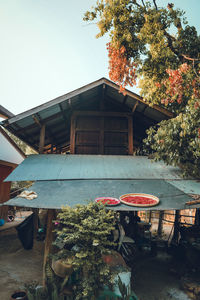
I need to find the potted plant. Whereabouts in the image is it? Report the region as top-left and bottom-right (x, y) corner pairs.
(53, 202), (117, 300)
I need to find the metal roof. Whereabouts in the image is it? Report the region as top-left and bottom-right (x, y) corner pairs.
(5, 154), (184, 182)
(3, 154), (200, 210)
(1, 78), (173, 153)
(0, 105), (15, 119)
(2, 179), (195, 211)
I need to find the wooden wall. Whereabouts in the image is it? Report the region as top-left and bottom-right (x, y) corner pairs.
(0, 164), (13, 220)
(70, 111), (133, 155)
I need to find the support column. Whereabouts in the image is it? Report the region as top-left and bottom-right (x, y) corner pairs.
(195, 208), (200, 226)
(33, 124), (46, 237)
(39, 124), (46, 154)
(43, 209), (55, 285)
(172, 210), (180, 244)
(148, 211), (152, 224)
(157, 210), (164, 237)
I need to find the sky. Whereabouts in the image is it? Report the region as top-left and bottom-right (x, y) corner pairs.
(0, 0), (200, 115)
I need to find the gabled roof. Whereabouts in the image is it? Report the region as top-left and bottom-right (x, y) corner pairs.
(1, 78), (173, 152)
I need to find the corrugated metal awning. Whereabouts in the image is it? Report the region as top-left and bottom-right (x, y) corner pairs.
(3, 179), (196, 210)
(3, 155), (200, 210)
(5, 154), (184, 182)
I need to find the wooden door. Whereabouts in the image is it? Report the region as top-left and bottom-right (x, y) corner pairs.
(70, 111), (133, 155)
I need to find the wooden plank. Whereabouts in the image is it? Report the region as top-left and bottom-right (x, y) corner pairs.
(72, 111), (131, 155)
(39, 124), (46, 154)
(73, 110), (132, 118)
(157, 210), (164, 236)
(70, 114), (76, 154)
(75, 128), (128, 133)
(33, 114), (58, 151)
(195, 208), (200, 225)
(132, 101), (138, 113)
(0, 160), (17, 168)
(43, 209), (55, 285)
(171, 210), (180, 244)
(128, 116), (133, 155)
(32, 208), (39, 238)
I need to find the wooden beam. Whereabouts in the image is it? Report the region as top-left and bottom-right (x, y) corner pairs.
(15, 109), (70, 134)
(195, 208), (200, 225)
(73, 110), (132, 118)
(171, 210), (180, 244)
(132, 101), (138, 113)
(157, 210), (164, 236)
(39, 124), (46, 154)
(33, 113), (63, 152)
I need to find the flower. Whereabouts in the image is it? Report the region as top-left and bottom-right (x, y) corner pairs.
(92, 240), (99, 246)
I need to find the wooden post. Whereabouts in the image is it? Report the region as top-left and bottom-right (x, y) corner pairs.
(148, 210), (152, 224)
(195, 208), (200, 225)
(157, 210), (164, 237)
(33, 125), (46, 238)
(172, 210), (180, 244)
(43, 209), (55, 285)
(39, 124), (46, 154)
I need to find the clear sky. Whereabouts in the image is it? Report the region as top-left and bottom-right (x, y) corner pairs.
(0, 0), (199, 115)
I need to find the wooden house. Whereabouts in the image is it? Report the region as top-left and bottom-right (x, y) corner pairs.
(1, 78), (172, 155)
(2, 78), (200, 281)
(0, 106), (25, 220)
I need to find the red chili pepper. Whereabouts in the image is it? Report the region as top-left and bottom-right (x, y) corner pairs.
(123, 196), (156, 205)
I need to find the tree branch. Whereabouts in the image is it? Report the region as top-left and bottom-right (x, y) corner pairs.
(164, 30), (183, 62)
(130, 0), (143, 8)
(153, 0), (158, 10)
(182, 54), (200, 62)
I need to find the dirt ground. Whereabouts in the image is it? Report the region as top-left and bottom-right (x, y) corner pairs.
(133, 252), (191, 300)
(0, 219), (194, 300)
(0, 228), (43, 300)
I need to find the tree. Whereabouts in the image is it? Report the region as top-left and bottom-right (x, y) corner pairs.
(84, 0), (200, 177)
(54, 203), (116, 300)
